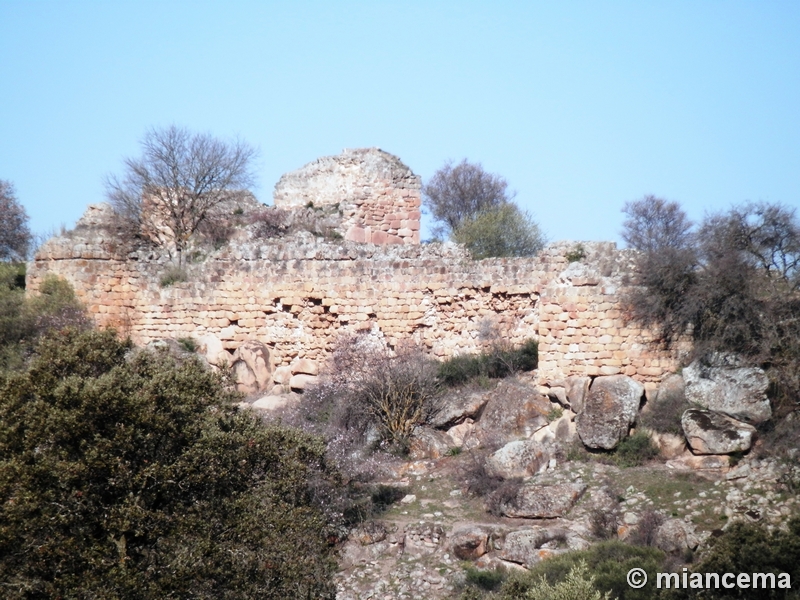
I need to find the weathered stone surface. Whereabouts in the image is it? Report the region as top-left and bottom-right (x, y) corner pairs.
(471, 380), (550, 445)
(564, 375), (591, 413)
(402, 522), (445, 557)
(683, 357), (771, 423)
(197, 333), (225, 366)
(430, 388), (490, 429)
(250, 394), (299, 412)
(656, 519), (701, 554)
(485, 440), (552, 479)
(499, 482), (587, 519)
(273, 147), (421, 245)
(449, 526), (489, 560)
(272, 365), (292, 386)
(501, 527), (570, 566)
(545, 386), (567, 406)
(408, 427), (454, 460)
(656, 373), (686, 404)
(648, 430), (686, 459)
(289, 373), (318, 391)
(667, 453), (731, 471)
(353, 521), (388, 546)
(577, 375), (644, 449)
(682, 409), (757, 455)
(290, 358), (318, 376)
(231, 341), (273, 394)
(446, 419), (475, 447)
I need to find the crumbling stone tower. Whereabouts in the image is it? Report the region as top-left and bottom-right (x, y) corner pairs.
(273, 148), (421, 245)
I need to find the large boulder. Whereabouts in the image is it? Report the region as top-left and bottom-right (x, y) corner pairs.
(449, 526), (490, 560)
(681, 408), (757, 455)
(289, 373), (318, 391)
(408, 427), (455, 460)
(290, 358), (319, 376)
(501, 527), (568, 566)
(231, 341), (274, 394)
(564, 375), (591, 414)
(498, 482), (587, 519)
(446, 419), (476, 447)
(683, 356), (771, 423)
(484, 439), (552, 479)
(429, 388), (490, 429)
(656, 519), (702, 554)
(249, 394), (299, 412)
(576, 375), (644, 449)
(471, 380), (550, 446)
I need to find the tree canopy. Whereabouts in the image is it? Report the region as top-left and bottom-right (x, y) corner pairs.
(0, 180), (32, 261)
(423, 159), (514, 238)
(106, 126), (257, 263)
(0, 328), (338, 599)
(452, 203), (545, 259)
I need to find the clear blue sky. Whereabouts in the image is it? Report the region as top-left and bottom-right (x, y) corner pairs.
(2, 1), (799, 245)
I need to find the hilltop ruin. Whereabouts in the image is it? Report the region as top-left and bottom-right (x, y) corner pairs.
(28, 148), (677, 394)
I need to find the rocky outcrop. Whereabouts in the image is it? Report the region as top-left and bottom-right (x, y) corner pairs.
(656, 519), (701, 554)
(498, 482), (587, 519)
(231, 341), (274, 394)
(449, 526), (490, 560)
(501, 528), (560, 566)
(408, 428), (455, 460)
(683, 356), (771, 423)
(429, 389), (490, 429)
(484, 440), (552, 479)
(470, 380), (550, 446)
(576, 375), (644, 449)
(681, 408), (757, 455)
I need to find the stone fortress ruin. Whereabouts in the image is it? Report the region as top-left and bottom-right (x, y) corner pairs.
(28, 147), (678, 397)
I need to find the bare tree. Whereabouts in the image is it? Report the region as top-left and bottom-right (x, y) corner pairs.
(622, 196), (800, 415)
(621, 195), (694, 253)
(0, 180), (32, 261)
(423, 159), (514, 238)
(105, 126), (257, 264)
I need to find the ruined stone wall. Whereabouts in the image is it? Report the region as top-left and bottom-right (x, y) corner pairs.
(28, 208), (678, 387)
(537, 246), (676, 389)
(274, 148), (421, 245)
(27, 148), (679, 389)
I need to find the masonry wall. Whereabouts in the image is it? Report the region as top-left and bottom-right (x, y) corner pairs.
(28, 210), (678, 386)
(274, 148), (421, 245)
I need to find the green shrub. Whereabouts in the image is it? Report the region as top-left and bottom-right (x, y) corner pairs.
(452, 203), (546, 259)
(160, 266), (188, 287)
(548, 406), (564, 422)
(565, 244), (587, 263)
(177, 336), (198, 353)
(438, 353), (490, 386)
(438, 338), (538, 387)
(499, 540), (668, 600)
(676, 516), (800, 599)
(464, 565), (507, 591)
(613, 430), (660, 467)
(0, 328), (339, 598)
(0, 269), (89, 373)
(524, 560), (612, 600)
